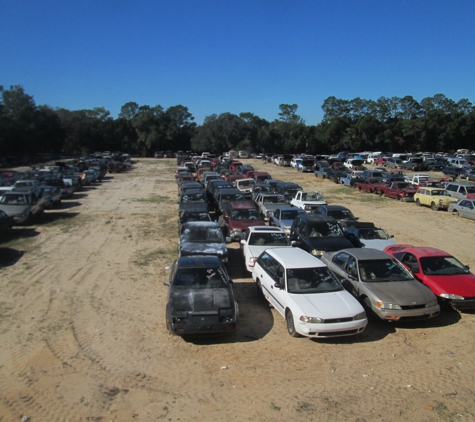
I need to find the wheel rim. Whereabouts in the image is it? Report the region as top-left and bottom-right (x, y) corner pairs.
(286, 311), (295, 335)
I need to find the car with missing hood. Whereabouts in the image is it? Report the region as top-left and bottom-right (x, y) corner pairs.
(164, 255), (238, 336)
(384, 244), (475, 311)
(179, 221), (230, 263)
(320, 248), (440, 322)
(252, 247), (367, 338)
(345, 222), (396, 251)
(240, 226), (290, 273)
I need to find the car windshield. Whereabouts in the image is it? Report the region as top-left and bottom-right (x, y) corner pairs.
(239, 180), (255, 187)
(248, 232), (289, 246)
(301, 192), (323, 201)
(466, 186), (475, 194)
(181, 193), (205, 203)
(396, 183), (410, 189)
(308, 222), (343, 238)
(358, 259), (413, 282)
(358, 228), (389, 240)
(284, 188), (300, 196)
(0, 194), (29, 205)
(281, 210), (303, 220)
(328, 209), (356, 220)
(231, 209), (260, 220)
(263, 196), (285, 204)
(174, 267), (228, 289)
(183, 227), (224, 242)
(420, 256), (470, 275)
(221, 194), (245, 202)
(286, 267), (343, 294)
(182, 212), (210, 223)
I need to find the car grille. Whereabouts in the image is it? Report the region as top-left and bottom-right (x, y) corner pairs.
(324, 317), (354, 324)
(398, 314), (432, 321)
(400, 304), (426, 310)
(311, 329), (359, 337)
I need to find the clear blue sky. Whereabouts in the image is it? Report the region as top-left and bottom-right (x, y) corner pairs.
(1, 0), (474, 125)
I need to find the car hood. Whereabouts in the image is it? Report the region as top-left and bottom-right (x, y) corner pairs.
(180, 242), (228, 258)
(171, 288), (233, 314)
(291, 290), (363, 319)
(364, 280), (435, 305)
(420, 273), (475, 297)
(308, 236), (354, 252)
(0, 204), (30, 216)
(361, 238), (396, 251)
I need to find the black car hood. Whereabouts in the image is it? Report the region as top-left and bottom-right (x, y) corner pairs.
(179, 241), (228, 258)
(171, 288), (233, 314)
(307, 236), (354, 251)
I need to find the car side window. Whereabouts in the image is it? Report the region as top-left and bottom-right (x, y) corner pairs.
(332, 252), (348, 269)
(401, 253), (420, 272)
(345, 256), (358, 278)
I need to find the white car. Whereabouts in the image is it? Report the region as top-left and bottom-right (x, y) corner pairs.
(240, 226), (290, 273)
(290, 157), (303, 169)
(252, 247), (367, 338)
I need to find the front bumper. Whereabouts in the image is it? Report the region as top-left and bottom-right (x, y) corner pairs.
(450, 298), (475, 310)
(167, 317), (236, 335)
(296, 318), (367, 338)
(374, 304), (440, 321)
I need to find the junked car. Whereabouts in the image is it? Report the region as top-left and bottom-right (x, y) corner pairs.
(414, 187), (457, 210)
(179, 221), (230, 263)
(345, 222), (396, 251)
(252, 247), (367, 338)
(164, 255), (238, 336)
(448, 198), (475, 220)
(321, 248), (440, 321)
(384, 244), (475, 311)
(240, 226), (290, 273)
(0, 187), (45, 225)
(269, 206), (306, 236)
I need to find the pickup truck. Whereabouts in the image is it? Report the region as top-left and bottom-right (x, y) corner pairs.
(289, 190), (327, 213)
(410, 173), (432, 188)
(339, 171), (365, 187)
(377, 182), (417, 201)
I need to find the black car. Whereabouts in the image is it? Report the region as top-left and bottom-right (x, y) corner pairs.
(312, 205), (359, 228)
(178, 204), (212, 234)
(179, 221), (230, 262)
(164, 255), (238, 336)
(442, 167), (466, 180)
(289, 214), (359, 257)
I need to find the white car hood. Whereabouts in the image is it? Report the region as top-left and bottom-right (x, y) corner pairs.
(361, 238), (396, 251)
(291, 290), (363, 319)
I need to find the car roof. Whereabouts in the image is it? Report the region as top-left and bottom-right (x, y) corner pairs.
(319, 205), (351, 211)
(183, 221), (220, 228)
(226, 201), (257, 209)
(218, 188), (242, 194)
(385, 244), (452, 258)
(297, 214), (336, 223)
(336, 248), (392, 260)
(265, 247), (326, 268)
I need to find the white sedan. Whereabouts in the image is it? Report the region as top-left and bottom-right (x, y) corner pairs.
(252, 247), (367, 338)
(240, 226), (290, 273)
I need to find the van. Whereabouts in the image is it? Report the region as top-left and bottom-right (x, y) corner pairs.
(444, 182), (475, 200)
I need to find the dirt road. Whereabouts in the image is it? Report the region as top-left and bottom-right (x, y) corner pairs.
(0, 159), (474, 421)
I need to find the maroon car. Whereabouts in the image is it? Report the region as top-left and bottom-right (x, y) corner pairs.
(377, 182), (417, 201)
(218, 201), (266, 241)
(355, 178), (386, 193)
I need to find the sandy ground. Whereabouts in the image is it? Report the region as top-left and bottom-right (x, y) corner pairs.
(0, 158), (474, 422)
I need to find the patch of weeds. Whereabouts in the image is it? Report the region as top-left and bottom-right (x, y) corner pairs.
(435, 401), (458, 421)
(270, 403), (281, 411)
(43, 214), (91, 233)
(296, 401), (315, 412)
(132, 195), (168, 205)
(134, 248), (175, 266)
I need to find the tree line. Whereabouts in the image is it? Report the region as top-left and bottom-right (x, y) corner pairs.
(1, 85), (474, 157)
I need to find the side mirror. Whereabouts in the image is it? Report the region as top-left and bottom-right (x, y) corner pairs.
(347, 274), (357, 281)
(274, 282), (284, 290)
(163, 281), (170, 287)
(240, 239), (247, 245)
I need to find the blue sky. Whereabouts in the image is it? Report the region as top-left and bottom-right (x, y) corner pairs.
(1, 0), (474, 125)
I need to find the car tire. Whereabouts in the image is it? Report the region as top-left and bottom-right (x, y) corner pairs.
(416, 199), (421, 206)
(430, 202), (438, 211)
(286, 310), (301, 337)
(452, 210), (459, 217)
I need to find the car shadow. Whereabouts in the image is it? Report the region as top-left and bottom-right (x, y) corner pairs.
(0, 247), (24, 267)
(58, 201), (82, 209)
(38, 211), (81, 225)
(69, 193), (89, 200)
(0, 227), (40, 244)
(393, 308), (461, 329)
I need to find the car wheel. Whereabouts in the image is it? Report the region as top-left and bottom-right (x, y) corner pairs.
(430, 202), (438, 211)
(453, 210), (459, 217)
(286, 310), (301, 337)
(416, 199), (421, 206)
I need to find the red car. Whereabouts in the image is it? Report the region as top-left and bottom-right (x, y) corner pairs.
(218, 201), (266, 241)
(355, 178), (386, 193)
(384, 244), (475, 310)
(377, 182), (417, 201)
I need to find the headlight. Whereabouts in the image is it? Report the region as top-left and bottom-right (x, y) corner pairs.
(376, 301), (402, 310)
(425, 300), (438, 308)
(354, 311), (366, 320)
(311, 250), (325, 257)
(249, 257), (257, 267)
(300, 316), (323, 324)
(440, 293), (464, 300)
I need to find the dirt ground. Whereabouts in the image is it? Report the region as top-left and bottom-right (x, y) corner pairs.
(0, 158), (474, 422)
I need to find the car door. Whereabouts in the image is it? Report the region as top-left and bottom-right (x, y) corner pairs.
(459, 200), (474, 219)
(256, 253), (285, 314)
